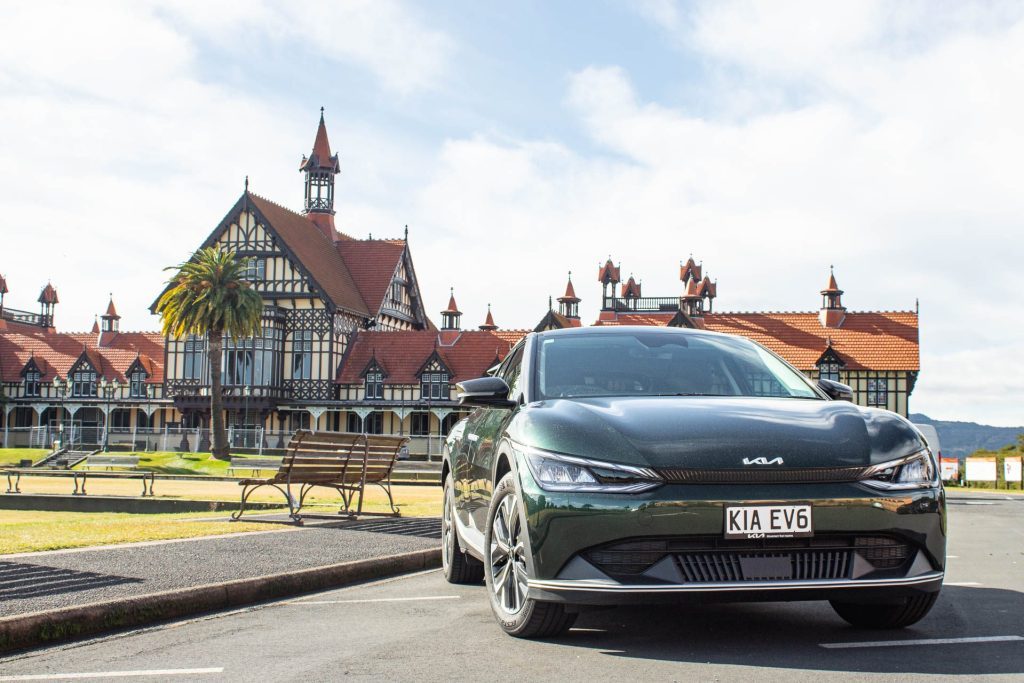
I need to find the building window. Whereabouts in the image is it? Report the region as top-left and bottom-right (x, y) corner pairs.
(243, 258), (266, 282)
(291, 331), (313, 380)
(24, 370), (40, 397)
(129, 370), (147, 398)
(365, 369), (384, 400)
(818, 361), (841, 382)
(364, 411), (384, 434)
(184, 335), (205, 380)
(71, 367), (97, 397)
(867, 378), (888, 407)
(410, 412), (430, 436)
(420, 371), (450, 401)
(110, 408), (131, 431)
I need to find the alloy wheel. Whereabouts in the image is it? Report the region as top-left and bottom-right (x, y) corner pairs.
(442, 485), (454, 571)
(489, 492), (528, 614)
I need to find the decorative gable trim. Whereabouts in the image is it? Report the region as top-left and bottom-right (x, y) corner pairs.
(361, 355), (387, 379)
(815, 346), (846, 368)
(20, 357), (41, 378)
(415, 350), (452, 378)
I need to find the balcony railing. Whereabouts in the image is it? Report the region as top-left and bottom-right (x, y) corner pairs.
(602, 296), (680, 312)
(1, 307), (44, 326)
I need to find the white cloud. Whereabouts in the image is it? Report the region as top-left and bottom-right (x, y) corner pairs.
(409, 5), (1024, 426)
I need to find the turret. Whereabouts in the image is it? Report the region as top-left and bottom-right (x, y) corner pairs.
(557, 272), (581, 320)
(819, 266), (846, 328)
(441, 288), (462, 330)
(299, 107), (341, 241)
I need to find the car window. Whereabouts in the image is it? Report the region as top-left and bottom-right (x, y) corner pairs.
(536, 332), (819, 400)
(499, 345), (524, 400)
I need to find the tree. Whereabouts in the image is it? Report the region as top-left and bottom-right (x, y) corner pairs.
(156, 247), (263, 460)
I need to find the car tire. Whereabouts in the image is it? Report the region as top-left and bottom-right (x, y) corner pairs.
(484, 472), (577, 639)
(830, 591), (940, 629)
(442, 474), (484, 584)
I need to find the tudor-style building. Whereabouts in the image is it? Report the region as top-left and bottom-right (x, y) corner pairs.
(588, 258), (919, 415)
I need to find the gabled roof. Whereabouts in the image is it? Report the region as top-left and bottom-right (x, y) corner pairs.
(598, 259), (621, 284)
(621, 276), (642, 298)
(335, 238), (407, 318)
(0, 322), (165, 384)
(337, 329), (528, 385)
(242, 194), (370, 316)
(534, 309), (582, 332)
(680, 257), (702, 283)
(594, 310), (919, 371)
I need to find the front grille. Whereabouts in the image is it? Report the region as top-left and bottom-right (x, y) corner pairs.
(677, 550), (852, 582)
(582, 534), (911, 583)
(656, 466), (868, 484)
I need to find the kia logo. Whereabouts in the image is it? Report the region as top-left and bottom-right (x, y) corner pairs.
(742, 457), (784, 466)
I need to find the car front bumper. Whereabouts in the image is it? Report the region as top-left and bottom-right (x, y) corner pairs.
(514, 453), (946, 605)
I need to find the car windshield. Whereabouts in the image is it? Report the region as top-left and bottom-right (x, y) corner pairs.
(535, 331), (820, 400)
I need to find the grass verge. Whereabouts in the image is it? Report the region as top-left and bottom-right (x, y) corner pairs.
(0, 510), (277, 555)
(0, 448), (49, 467)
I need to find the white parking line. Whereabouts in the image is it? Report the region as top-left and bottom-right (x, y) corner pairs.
(945, 581), (982, 586)
(820, 635), (1023, 649)
(290, 595), (461, 605)
(0, 668), (224, 681)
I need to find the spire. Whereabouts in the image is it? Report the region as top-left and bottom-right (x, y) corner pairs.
(558, 271), (581, 319)
(38, 282), (58, 304)
(90, 317), (100, 335)
(621, 275), (641, 299)
(819, 265), (846, 328)
(100, 294), (120, 338)
(38, 282), (58, 328)
(300, 108), (341, 241)
(479, 303), (498, 331)
(441, 287), (462, 330)
(680, 255), (702, 284)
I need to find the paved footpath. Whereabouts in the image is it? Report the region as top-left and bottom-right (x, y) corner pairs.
(0, 516), (439, 617)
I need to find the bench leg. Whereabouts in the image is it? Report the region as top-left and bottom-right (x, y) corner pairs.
(378, 478), (400, 516)
(5, 472), (20, 494)
(73, 472), (87, 496)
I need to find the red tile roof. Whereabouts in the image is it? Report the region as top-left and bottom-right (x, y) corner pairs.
(592, 311), (919, 371)
(247, 194), (370, 316)
(335, 239), (406, 316)
(338, 329), (529, 384)
(0, 322), (165, 384)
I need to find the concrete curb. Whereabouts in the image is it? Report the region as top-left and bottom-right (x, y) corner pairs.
(0, 547), (441, 654)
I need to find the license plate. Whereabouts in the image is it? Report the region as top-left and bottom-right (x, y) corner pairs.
(724, 504), (812, 539)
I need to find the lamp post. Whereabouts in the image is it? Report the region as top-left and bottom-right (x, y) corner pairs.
(52, 376), (67, 447)
(144, 384), (152, 452)
(100, 378), (120, 452)
(243, 384), (251, 448)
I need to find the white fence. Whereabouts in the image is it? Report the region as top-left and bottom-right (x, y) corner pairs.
(1, 426), (445, 459)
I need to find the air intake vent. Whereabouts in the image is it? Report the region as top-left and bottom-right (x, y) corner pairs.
(656, 466), (868, 484)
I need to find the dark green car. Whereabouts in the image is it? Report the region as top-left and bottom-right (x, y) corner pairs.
(440, 327), (945, 638)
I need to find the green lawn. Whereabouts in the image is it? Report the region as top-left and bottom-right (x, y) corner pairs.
(66, 451), (271, 476)
(0, 448), (49, 466)
(0, 509), (276, 554)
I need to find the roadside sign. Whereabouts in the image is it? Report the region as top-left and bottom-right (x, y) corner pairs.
(965, 456), (997, 482)
(939, 457), (959, 481)
(1004, 457), (1023, 485)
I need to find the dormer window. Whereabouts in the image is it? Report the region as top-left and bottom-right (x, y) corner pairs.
(364, 366), (384, 400)
(24, 369), (40, 397)
(818, 361), (841, 382)
(129, 368), (148, 398)
(71, 363), (97, 397)
(420, 362), (450, 401)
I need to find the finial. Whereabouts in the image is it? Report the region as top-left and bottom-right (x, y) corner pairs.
(320, 106), (325, 116)
(369, 232), (373, 240)
(244, 175), (249, 191)
(404, 224), (408, 241)
(548, 295), (553, 310)
(830, 264), (834, 272)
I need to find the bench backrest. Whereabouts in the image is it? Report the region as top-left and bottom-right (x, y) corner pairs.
(86, 456), (140, 467)
(229, 457), (283, 470)
(271, 430), (407, 485)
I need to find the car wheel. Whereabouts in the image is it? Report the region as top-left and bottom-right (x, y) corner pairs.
(830, 591), (939, 629)
(442, 474), (483, 584)
(484, 472), (577, 638)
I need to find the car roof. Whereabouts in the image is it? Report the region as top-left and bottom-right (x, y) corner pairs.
(533, 325), (730, 340)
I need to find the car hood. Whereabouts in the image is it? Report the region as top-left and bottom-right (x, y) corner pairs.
(509, 396), (925, 469)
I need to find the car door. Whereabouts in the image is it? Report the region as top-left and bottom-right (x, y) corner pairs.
(466, 343), (525, 532)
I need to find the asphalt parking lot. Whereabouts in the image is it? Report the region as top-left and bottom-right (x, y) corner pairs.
(1, 492), (1021, 682)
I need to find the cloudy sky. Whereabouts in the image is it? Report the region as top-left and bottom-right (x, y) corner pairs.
(0, 1), (1021, 425)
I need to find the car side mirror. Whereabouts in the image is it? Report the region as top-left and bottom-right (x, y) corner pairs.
(457, 376), (517, 409)
(817, 378), (853, 402)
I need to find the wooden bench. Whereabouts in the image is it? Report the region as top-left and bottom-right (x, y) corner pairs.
(5, 468), (155, 497)
(228, 457), (284, 476)
(230, 430), (408, 523)
(82, 455), (140, 471)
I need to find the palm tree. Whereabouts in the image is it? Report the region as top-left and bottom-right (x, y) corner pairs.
(156, 247), (263, 460)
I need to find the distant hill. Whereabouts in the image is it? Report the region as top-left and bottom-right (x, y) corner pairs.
(910, 413), (1023, 459)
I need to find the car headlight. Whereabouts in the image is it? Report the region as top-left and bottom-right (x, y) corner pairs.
(515, 444), (662, 493)
(860, 449), (939, 490)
